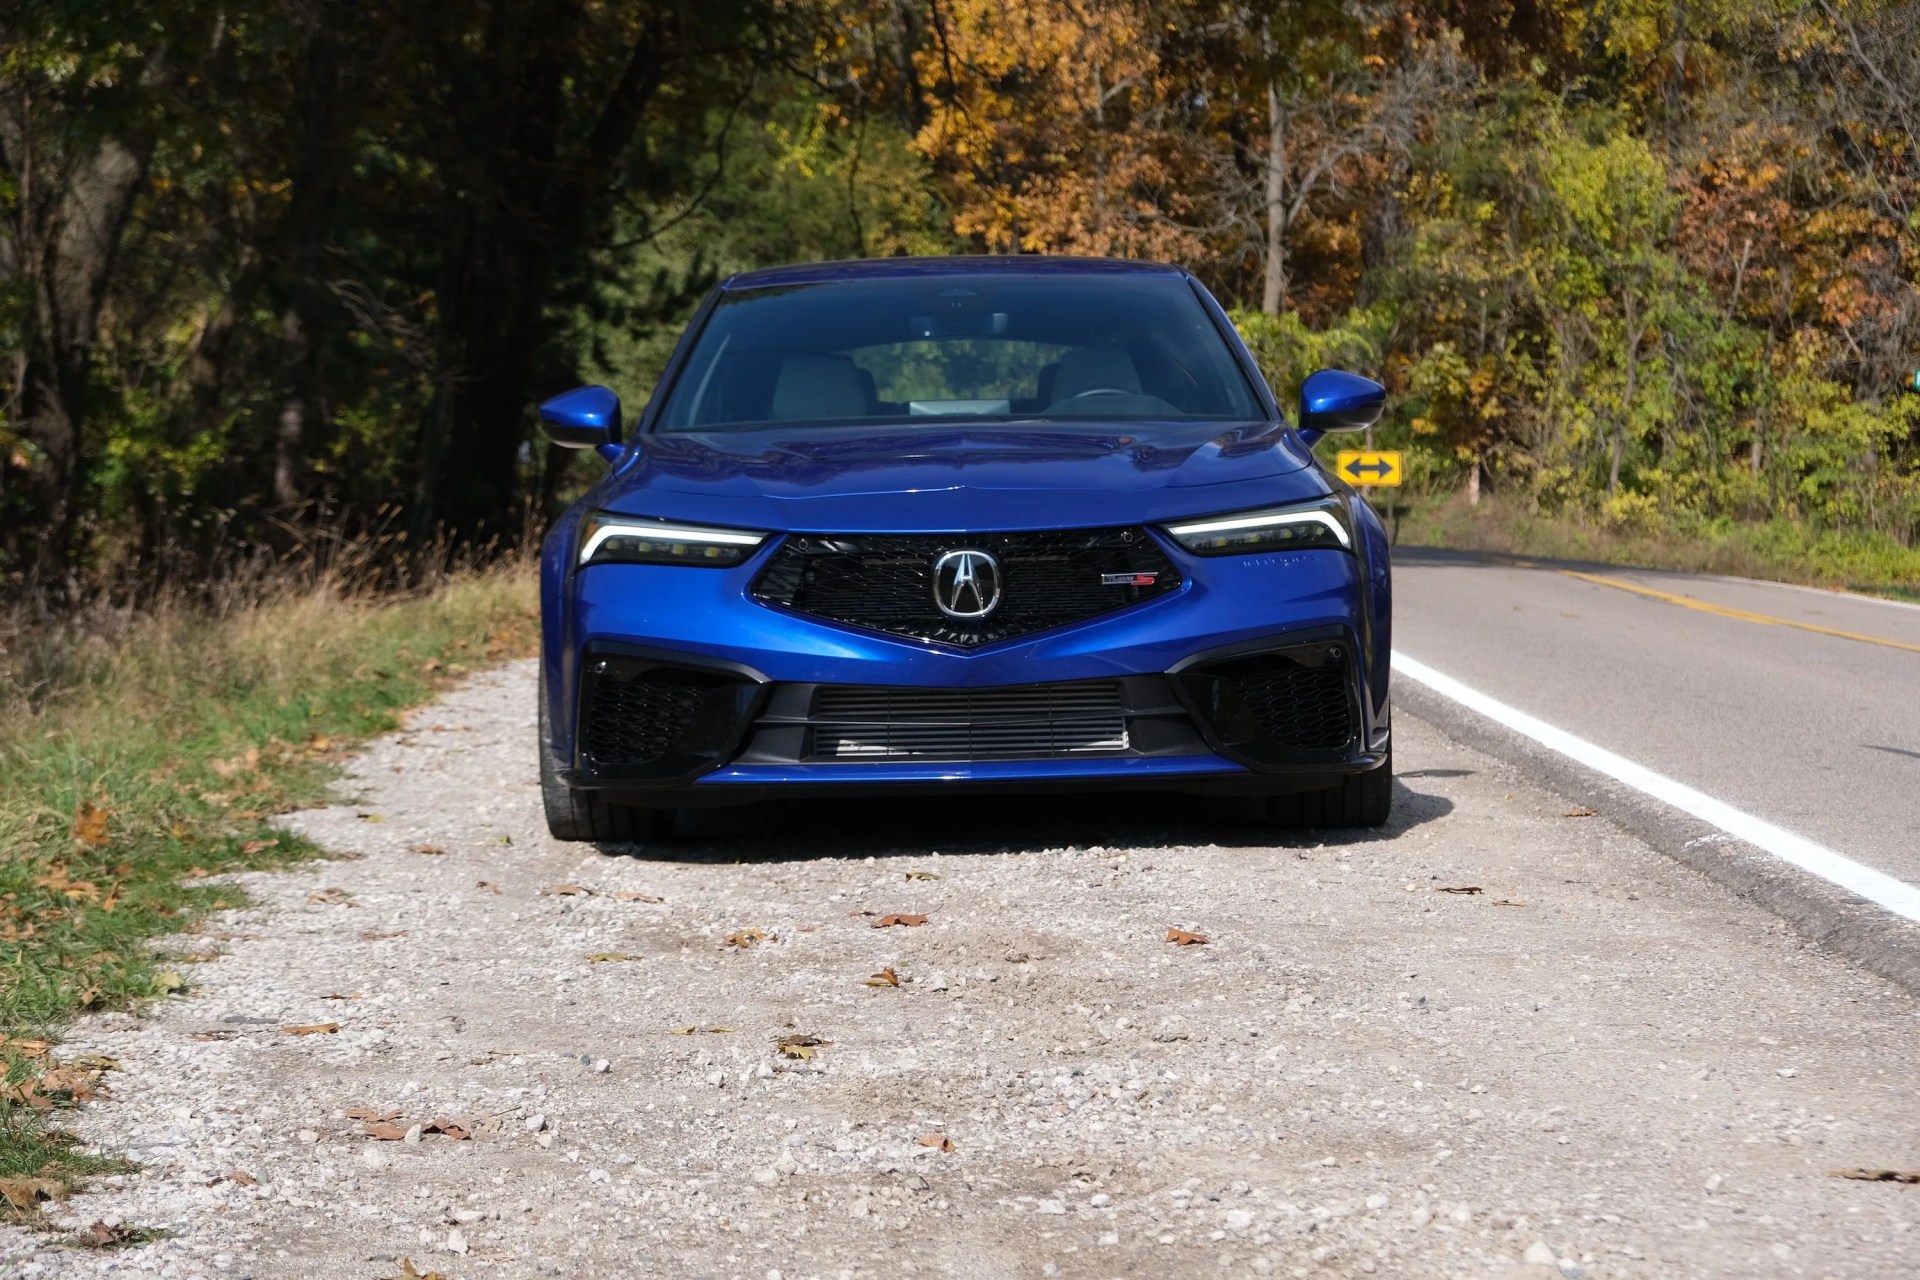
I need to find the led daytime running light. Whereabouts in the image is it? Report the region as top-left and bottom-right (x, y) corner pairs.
(577, 515), (767, 566)
(1164, 509), (1351, 550)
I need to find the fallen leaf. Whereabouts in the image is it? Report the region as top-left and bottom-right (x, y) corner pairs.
(611, 891), (665, 903)
(319, 992), (363, 1001)
(0, 1038), (51, 1058)
(872, 914), (928, 929)
(151, 969), (188, 995)
(408, 843), (446, 856)
(776, 1033), (831, 1060)
(543, 883), (592, 897)
(476, 881), (502, 895)
(726, 928), (771, 948)
(360, 930), (406, 941)
(917, 1134), (956, 1152)
(227, 1170), (257, 1187)
(72, 804), (110, 848)
(281, 1023), (340, 1036)
(1491, 898), (1527, 907)
(426, 1119), (472, 1140)
(1433, 886), (1484, 895)
(189, 1030), (238, 1042)
(670, 1025), (734, 1035)
(240, 838), (279, 855)
(1165, 928), (1210, 946)
(363, 1122), (411, 1141)
(305, 733), (332, 752)
(347, 1107), (402, 1122)
(0, 1176), (66, 1212)
(863, 967), (901, 988)
(382, 1258), (446, 1280)
(75, 1220), (127, 1247)
(1829, 1168), (1920, 1183)
(588, 952), (636, 963)
(71, 1054), (118, 1072)
(177, 951), (221, 963)
(356, 812), (386, 823)
(905, 871), (941, 881)
(306, 887), (355, 906)
(1563, 807), (1598, 818)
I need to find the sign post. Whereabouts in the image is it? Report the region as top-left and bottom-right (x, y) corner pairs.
(1334, 449), (1404, 540)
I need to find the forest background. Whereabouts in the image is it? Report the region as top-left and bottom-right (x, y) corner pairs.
(8, 0), (1920, 603)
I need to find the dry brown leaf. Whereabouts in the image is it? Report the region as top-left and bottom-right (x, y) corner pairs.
(873, 913), (928, 929)
(239, 838), (279, 856)
(588, 952), (636, 963)
(1491, 898), (1527, 907)
(363, 1122), (411, 1141)
(905, 871), (942, 881)
(670, 1025), (734, 1035)
(306, 887), (354, 906)
(319, 992), (363, 1001)
(0, 1176), (66, 1212)
(776, 1033), (830, 1060)
(917, 1134), (956, 1152)
(360, 930), (407, 941)
(408, 843), (446, 856)
(611, 891), (665, 903)
(476, 880), (502, 895)
(385, 1257), (445, 1280)
(726, 928), (771, 948)
(281, 1022), (340, 1036)
(74, 1220), (128, 1247)
(543, 883), (592, 897)
(177, 951), (221, 964)
(1, 1038), (52, 1058)
(1434, 886), (1484, 895)
(72, 804), (110, 848)
(189, 1030), (238, 1042)
(863, 967), (901, 988)
(1829, 1168), (1920, 1183)
(1562, 807), (1598, 818)
(1165, 928), (1210, 946)
(227, 1170), (257, 1187)
(426, 1119), (472, 1140)
(347, 1106), (402, 1122)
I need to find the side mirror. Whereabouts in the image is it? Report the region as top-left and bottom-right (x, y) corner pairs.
(1296, 369), (1385, 445)
(539, 385), (623, 459)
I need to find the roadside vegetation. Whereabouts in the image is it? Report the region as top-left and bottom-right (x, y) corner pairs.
(0, 562), (535, 1219)
(1395, 495), (1920, 603)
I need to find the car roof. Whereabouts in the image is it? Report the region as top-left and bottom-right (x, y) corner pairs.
(719, 255), (1191, 291)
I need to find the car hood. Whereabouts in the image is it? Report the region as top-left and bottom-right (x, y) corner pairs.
(596, 421), (1328, 532)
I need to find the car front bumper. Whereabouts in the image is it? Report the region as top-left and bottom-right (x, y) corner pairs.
(545, 539), (1390, 807)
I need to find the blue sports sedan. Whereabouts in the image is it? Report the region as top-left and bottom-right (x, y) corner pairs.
(535, 256), (1393, 841)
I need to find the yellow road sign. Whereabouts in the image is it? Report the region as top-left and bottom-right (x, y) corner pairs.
(1335, 449), (1402, 487)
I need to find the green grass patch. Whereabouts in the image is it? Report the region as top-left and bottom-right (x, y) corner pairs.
(0, 564), (536, 1213)
(1398, 494), (1920, 602)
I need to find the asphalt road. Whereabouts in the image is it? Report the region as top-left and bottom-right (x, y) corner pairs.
(1393, 547), (1920, 923)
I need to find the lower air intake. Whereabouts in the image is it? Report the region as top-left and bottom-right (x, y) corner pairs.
(809, 683), (1130, 761)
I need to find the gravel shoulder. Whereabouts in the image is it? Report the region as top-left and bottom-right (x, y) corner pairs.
(5, 659), (1918, 1280)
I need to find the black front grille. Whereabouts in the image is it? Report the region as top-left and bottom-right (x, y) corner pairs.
(809, 682), (1130, 760)
(1225, 662), (1353, 750)
(751, 527), (1181, 647)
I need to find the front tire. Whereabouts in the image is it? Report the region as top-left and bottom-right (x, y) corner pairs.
(1265, 743), (1393, 829)
(538, 671), (675, 844)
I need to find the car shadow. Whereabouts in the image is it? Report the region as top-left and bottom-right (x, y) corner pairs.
(602, 775), (1454, 863)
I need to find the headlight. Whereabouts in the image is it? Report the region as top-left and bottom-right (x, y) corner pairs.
(1163, 497), (1352, 555)
(577, 511), (769, 568)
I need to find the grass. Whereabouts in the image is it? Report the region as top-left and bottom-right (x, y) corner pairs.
(0, 561), (537, 1220)
(1397, 494), (1920, 602)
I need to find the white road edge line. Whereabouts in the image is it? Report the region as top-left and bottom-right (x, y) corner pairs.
(1390, 650), (1920, 926)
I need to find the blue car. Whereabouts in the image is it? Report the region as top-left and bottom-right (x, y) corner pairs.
(536, 256), (1393, 842)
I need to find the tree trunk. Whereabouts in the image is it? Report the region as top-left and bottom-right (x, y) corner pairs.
(1262, 78), (1288, 316)
(1610, 290), (1641, 497)
(0, 112), (150, 589)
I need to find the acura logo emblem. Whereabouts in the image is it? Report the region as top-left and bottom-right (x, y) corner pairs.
(932, 549), (1001, 619)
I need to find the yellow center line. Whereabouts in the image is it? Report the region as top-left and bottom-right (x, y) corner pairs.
(1558, 569), (1920, 655)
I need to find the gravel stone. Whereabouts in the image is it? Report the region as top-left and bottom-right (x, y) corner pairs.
(5, 660), (1917, 1279)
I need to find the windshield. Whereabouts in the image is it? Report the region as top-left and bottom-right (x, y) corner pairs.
(655, 274), (1262, 431)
